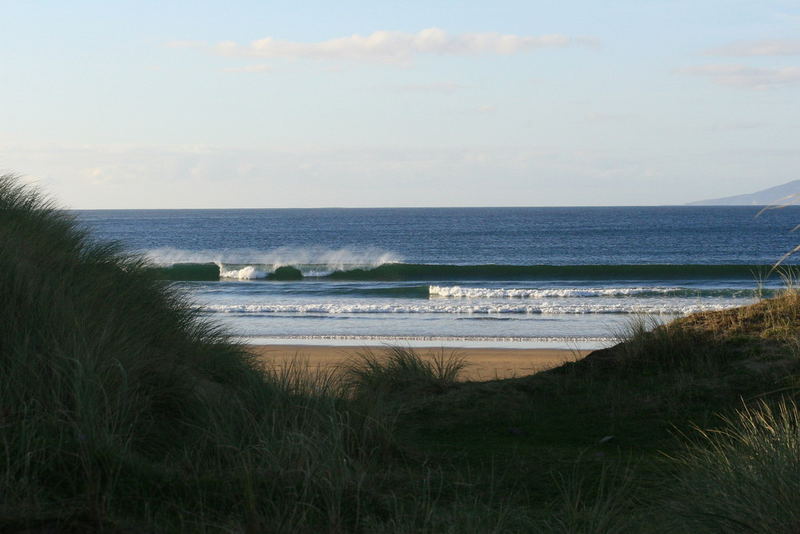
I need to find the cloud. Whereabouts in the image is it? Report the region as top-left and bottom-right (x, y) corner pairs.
(682, 64), (800, 89)
(222, 64), (272, 73)
(6, 143), (799, 207)
(0, 143), (654, 208)
(210, 28), (590, 63)
(706, 39), (800, 56)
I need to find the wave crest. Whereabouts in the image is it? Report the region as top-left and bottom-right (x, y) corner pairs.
(203, 302), (736, 315)
(428, 285), (761, 299)
(143, 246), (401, 278)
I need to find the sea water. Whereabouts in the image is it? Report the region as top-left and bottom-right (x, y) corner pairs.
(75, 206), (800, 349)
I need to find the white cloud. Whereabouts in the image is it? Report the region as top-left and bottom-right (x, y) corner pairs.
(210, 28), (588, 63)
(682, 64), (800, 89)
(4, 143), (798, 207)
(0, 143), (652, 208)
(222, 64), (272, 73)
(706, 39), (800, 56)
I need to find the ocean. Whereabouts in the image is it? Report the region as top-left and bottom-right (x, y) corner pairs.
(75, 206), (800, 349)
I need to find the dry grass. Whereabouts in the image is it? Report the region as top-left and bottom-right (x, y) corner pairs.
(677, 288), (800, 340)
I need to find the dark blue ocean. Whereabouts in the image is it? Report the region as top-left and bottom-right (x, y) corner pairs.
(76, 206), (800, 348)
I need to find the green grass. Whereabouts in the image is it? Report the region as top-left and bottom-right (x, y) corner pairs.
(344, 346), (467, 401)
(370, 296), (800, 532)
(663, 399), (800, 533)
(4, 172), (800, 532)
(0, 174), (398, 532)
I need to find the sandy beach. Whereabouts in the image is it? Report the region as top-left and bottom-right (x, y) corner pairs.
(247, 344), (589, 381)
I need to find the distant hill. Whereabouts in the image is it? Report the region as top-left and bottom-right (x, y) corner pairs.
(690, 180), (800, 206)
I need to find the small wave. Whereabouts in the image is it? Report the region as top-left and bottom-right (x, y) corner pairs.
(203, 302), (739, 315)
(428, 285), (762, 299)
(338, 285), (430, 298)
(244, 334), (615, 343)
(150, 260), (780, 283)
(327, 263), (776, 281)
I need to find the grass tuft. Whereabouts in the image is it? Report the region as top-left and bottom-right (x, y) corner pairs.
(665, 398), (800, 534)
(539, 460), (639, 534)
(344, 346), (467, 400)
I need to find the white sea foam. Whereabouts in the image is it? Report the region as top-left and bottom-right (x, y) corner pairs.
(143, 246), (401, 276)
(429, 285), (685, 299)
(203, 301), (736, 315)
(240, 334), (615, 350)
(218, 265), (269, 280)
(246, 334), (615, 343)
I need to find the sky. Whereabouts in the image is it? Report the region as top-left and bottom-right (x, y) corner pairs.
(1, 0), (799, 208)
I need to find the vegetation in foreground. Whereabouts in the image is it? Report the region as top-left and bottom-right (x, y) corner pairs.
(2, 173), (800, 532)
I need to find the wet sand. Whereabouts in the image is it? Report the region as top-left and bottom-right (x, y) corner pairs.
(247, 345), (589, 381)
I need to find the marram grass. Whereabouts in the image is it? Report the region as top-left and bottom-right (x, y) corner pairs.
(4, 173), (800, 532)
(0, 175), (396, 532)
(0, 175), (521, 532)
(665, 399), (800, 533)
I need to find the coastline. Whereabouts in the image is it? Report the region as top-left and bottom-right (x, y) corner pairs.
(247, 344), (589, 381)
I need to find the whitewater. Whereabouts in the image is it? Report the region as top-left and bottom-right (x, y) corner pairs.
(75, 206), (798, 348)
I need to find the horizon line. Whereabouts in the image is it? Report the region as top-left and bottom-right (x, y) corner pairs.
(69, 204), (778, 211)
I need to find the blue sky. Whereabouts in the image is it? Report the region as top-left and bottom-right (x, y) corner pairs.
(1, 0), (799, 208)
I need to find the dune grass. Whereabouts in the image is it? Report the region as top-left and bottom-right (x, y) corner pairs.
(4, 172), (800, 532)
(344, 346), (467, 400)
(663, 398), (800, 533)
(0, 175), (400, 532)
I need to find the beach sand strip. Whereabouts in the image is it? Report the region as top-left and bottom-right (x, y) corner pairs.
(247, 345), (589, 381)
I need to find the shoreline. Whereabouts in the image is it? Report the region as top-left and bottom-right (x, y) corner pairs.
(240, 336), (611, 351)
(247, 344), (590, 381)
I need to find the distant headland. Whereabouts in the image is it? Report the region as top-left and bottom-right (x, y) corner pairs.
(690, 179), (800, 206)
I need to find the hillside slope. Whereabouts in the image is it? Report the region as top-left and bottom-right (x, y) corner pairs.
(690, 179), (800, 205)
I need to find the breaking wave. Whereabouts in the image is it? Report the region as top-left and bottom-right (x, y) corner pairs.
(203, 301), (737, 315)
(428, 285), (765, 299)
(143, 247), (402, 280)
(149, 259), (777, 282)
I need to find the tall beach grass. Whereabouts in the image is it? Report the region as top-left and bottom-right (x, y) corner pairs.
(5, 172), (800, 532)
(665, 398), (800, 533)
(0, 174), (399, 531)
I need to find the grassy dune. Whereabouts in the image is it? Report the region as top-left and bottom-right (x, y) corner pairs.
(2, 173), (800, 532)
